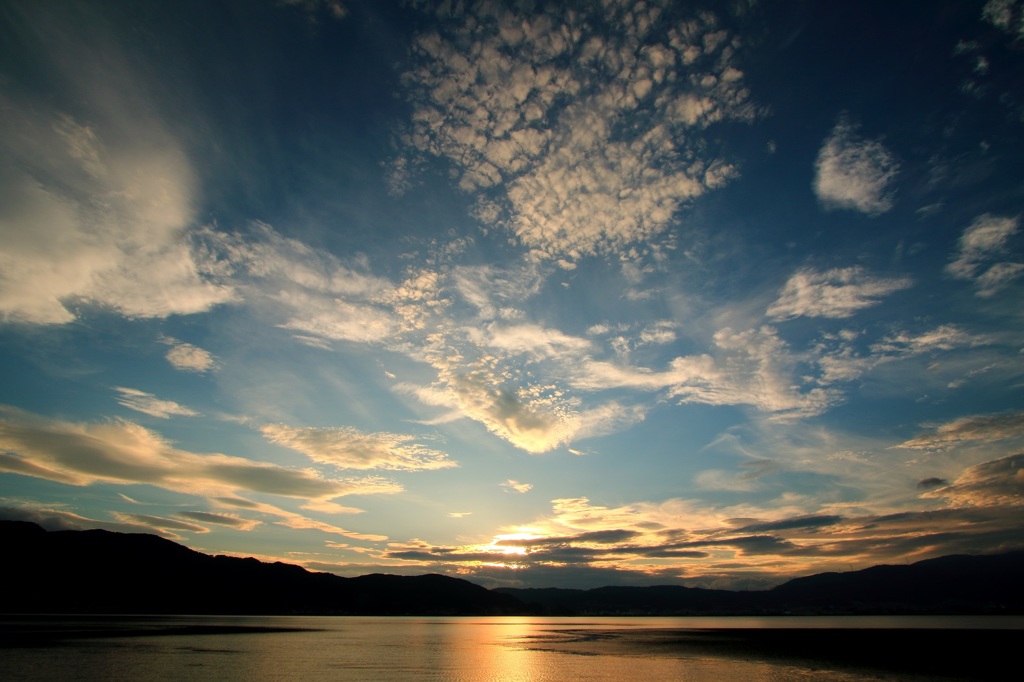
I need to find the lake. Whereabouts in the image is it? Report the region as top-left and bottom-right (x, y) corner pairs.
(2, 615), (1020, 681)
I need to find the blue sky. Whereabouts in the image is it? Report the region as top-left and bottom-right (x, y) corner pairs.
(1, 0), (1023, 590)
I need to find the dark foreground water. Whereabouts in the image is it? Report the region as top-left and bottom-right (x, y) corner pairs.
(1, 615), (1020, 681)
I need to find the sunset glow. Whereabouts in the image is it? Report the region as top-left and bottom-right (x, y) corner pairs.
(1, 0), (1023, 590)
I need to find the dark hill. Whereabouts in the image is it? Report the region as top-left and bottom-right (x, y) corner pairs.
(497, 551), (1024, 615)
(767, 550), (1024, 614)
(3, 521), (1023, 615)
(0, 521), (525, 615)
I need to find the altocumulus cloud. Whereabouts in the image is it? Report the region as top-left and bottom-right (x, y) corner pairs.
(399, 0), (758, 261)
(814, 116), (899, 215)
(261, 424), (457, 471)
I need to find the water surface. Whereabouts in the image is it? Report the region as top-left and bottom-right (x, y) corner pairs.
(2, 615), (1018, 681)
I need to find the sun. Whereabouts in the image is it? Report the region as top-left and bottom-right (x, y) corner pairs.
(487, 532), (541, 557)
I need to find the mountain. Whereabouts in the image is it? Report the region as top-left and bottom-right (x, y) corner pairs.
(3, 521), (1023, 615)
(0, 521), (524, 615)
(498, 551), (1024, 616)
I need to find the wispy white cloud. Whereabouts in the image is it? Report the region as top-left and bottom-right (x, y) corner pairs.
(401, 1), (757, 260)
(114, 387), (199, 419)
(694, 469), (760, 492)
(808, 324), (996, 389)
(448, 374), (580, 453)
(574, 402), (647, 441)
(451, 264), (544, 321)
(0, 4), (237, 327)
(0, 504), (136, 533)
(161, 337), (217, 373)
(574, 326), (836, 419)
(469, 323), (592, 361)
(946, 214), (1022, 296)
(500, 480), (533, 494)
(767, 266), (912, 320)
(212, 495), (384, 541)
(112, 512), (209, 535)
(870, 324), (991, 356)
(176, 510), (262, 531)
(814, 116), (899, 215)
(261, 424), (457, 471)
(0, 405), (401, 505)
(896, 410), (1024, 451)
(924, 453), (1024, 507)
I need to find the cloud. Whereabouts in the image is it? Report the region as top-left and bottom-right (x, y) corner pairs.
(0, 504), (159, 535)
(870, 324), (990, 356)
(211, 495), (384, 541)
(946, 214), (1022, 296)
(175, 511), (261, 531)
(199, 223), (404, 345)
(401, 1), (757, 260)
(373, 477), (1024, 588)
(261, 424), (457, 471)
(809, 322), (997, 388)
(448, 374), (580, 453)
(577, 326), (837, 418)
(574, 402), (647, 441)
(814, 116), (899, 215)
(925, 453), (1024, 507)
(114, 387), (199, 419)
(471, 323), (592, 361)
(501, 480), (533, 494)
(112, 512), (209, 535)
(731, 515), (844, 534)
(896, 410), (1024, 451)
(0, 405), (401, 504)
(766, 266), (912, 320)
(694, 469), (760, 492)
(0, 5), (236, 325)
(983, 0), (1024, 38)
(161, 337), (217, 373)
(451, 264), (544, 321)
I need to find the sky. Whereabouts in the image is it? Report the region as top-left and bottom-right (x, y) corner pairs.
(1, 0), (1023, 591)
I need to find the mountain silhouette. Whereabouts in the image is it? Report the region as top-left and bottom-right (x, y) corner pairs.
(3, 521), (1022, 615)
(498, 551), (1024, 615)
(0, 521), (522, 615)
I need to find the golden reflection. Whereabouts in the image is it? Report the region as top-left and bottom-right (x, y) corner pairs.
(439, 617), (544, 682)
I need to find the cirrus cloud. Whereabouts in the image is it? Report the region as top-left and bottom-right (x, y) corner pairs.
(946, 214), (1022, 297)
(767, 266), (912, 321)
(114, 387), (199, 419)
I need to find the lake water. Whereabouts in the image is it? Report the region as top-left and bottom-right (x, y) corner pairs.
(1, 615), (1020, 681)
